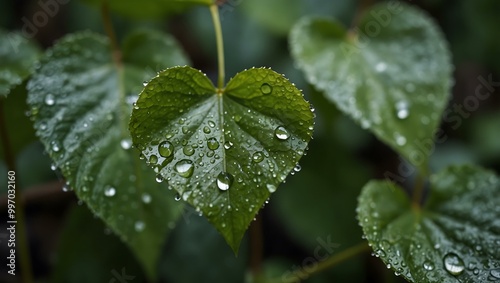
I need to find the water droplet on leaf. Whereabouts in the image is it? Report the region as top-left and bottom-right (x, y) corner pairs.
(158, 141), (174, 158)
(395, 101), (410, 120)
(207, 138), (219, 150)
(252, 152), (264, 163)
(443, 253), (465, 276)
(174, 193), (181, 201)
(217, 172), (234, 191)
(149, 154), (158, 165)
(260, 83), (272, 94)
(104, 186), (116, 197)
(45, 94), (55, 106)
(275, 126), (290, 140)
(175, 159), (194, 178)
(266, 184), (277, 193)
(183, 146), (195, 156)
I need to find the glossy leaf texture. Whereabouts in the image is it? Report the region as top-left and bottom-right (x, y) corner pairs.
(26, 30), (189, 279)
(358, 165), (500, 282)
(290, 2), (452, 173)
(82, 0), (213, 19)
(129, 66), (314, 252)
(0, 29), (40, 97)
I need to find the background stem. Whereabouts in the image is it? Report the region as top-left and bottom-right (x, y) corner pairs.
(101, 0), (122, 66)
(249, 214), (263, 277)
(209, 4), (225, 90)
(0, 100), (34, 283)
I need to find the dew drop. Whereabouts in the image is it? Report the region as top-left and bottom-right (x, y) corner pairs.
(274, 126), (290, 140)
(207, 138), (219, 150)
(266, 184), (277, 193)
(395, 101), (410, 120)
(443, 253), (465, 276)
(44, 94), (55, 106)
(183, 146), (195, 156)
(293, 164), (302, 172)
(104, 186), (116, 197)
(203, 126), (211, 134)
(252, 152), (264, 163)
(174, 193), (181, 201)
(120, 139), (132, 150)
(155, 174), (164, 183)
(175, 159), (194, 178)
(224, 141), (233, 150)
(490, 269), (500, 279)
(260, 83), (272, 94)
(423, 262), (434, 271)
(233, 115), (242, 122)
(217, 172), (234, 191)
(134, 221), (145, 232)
(50, 163), (57, 171)
(149, 154), (158, 165)
(141, 193), (151, 204)
(158, 141), (174, 158)
(62, 183), (71, 192)
(208, 120), (216, 128)
(51, 142), (60, 152)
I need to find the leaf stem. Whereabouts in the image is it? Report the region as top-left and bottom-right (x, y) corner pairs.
(280, 242), (370, 283)
(412, 172), (426, 210)
(249, 214), (264, 277)
(209, 4), (225, 90)
(101, 0), (122, 66)
(0, 99), (34, 283)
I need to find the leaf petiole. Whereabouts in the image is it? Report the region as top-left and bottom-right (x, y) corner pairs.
(209, 4), (225, 90)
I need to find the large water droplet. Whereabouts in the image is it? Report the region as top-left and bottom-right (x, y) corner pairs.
(217, 172), (234, 191)
(395, 101), (410, 120)
(134, 221), (145, 232)
(120, 139), (132, 150)
(207, 138), (219, 150)
(490, 269), (500, 279)
(260, 83), (272, 95)
(175, 160), (194, 178)
(158, 141), (174, 158)
(275, 126), (290, 140)
(252, 151), (264, 163)
(183, 146), (195, 156)
(45, 94), (55, 106)
(443, 253), (465, 276)
(104, 186), (116, 197)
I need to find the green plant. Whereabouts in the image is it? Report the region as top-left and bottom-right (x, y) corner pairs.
(1, 0), (499, 282)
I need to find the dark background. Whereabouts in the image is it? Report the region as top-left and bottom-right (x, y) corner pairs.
(1, 0), (499, 282)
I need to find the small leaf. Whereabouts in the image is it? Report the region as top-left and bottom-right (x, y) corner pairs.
(130, 66), (314, 252)
(290, 3), (452, 172)
(358, 165), (500, 282)
(0, 29), (40, 97)
(82, 0), (213, 19)
(27, 30), (188, 279)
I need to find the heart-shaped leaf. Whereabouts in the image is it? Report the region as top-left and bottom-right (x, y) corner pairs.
(0, 29), (40, 97)
(358, 165), (500, 282)
(290, 3), (452, 173)
(27, 30), (189, 279)
(129, 66), (314, 252)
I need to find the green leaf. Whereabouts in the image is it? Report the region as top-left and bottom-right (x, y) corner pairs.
(52, 205), (145, 283)
(0, 29), (40, 97)
(129, 66), (314, 252)
(290, 3), (452, 172)
(82, 0), (212, 19)
(357, 165), (500, 282)
(27, 30), (189, 280)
